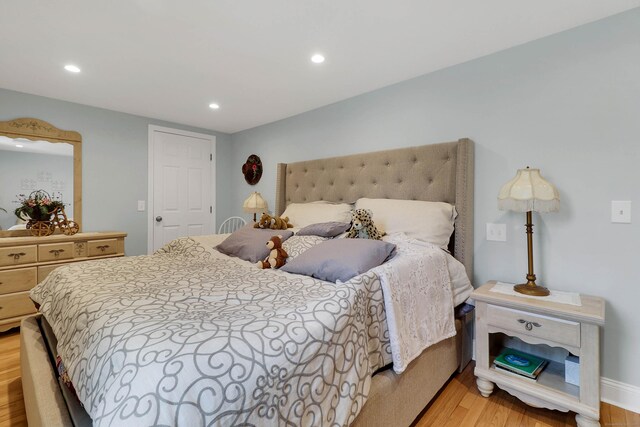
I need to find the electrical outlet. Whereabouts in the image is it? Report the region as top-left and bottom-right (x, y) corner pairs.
(611, 201), (631, 223)
(486, 223), (507, 242)
(137, 200), (146, 212)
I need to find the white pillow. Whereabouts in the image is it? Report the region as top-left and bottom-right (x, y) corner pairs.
(281, 201), (353, 228)
(355, 198), (456, 249)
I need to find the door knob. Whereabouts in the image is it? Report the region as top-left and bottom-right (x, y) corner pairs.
(155, 216), (163, 222)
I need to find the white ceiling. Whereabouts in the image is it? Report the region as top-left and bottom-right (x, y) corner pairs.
(1, 1), (638, 134)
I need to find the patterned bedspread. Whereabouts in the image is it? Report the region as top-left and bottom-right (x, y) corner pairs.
(30, 236), (392, 427)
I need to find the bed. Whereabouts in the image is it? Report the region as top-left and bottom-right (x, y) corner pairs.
(20, 138), (474, 427)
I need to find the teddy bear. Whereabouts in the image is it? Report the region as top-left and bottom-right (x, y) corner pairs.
(254, 213), (293, 230)
(346, 208), (384, 240)
(257, 235), (289, 269)
(254, 213), (272, 229)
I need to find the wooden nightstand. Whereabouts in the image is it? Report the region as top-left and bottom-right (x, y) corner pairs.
(472, 281), (605, 427)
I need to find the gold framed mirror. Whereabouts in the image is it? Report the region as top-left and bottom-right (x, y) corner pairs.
(0, 118), (82, 236)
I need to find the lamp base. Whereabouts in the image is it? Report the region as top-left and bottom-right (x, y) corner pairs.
(513, 283), (550, 297)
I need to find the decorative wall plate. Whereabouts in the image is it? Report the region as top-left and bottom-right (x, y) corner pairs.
(242, 154), (263, 185)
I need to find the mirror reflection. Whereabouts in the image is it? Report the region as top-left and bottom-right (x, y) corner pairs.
(0, 135), (74, 231)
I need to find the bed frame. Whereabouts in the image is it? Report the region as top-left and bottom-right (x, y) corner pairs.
(21, 138), (474, 427)
(275, 138), (474, 426)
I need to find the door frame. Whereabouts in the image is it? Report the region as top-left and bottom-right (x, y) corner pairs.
(147, 125), (216, 254)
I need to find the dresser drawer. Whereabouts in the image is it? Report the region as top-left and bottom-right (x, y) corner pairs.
(38, 264), (65, 283)
(0, 267), (38, 294)
(87, 239), (118, 257)
(38, 242), (75, 262)
(0, 291), (37, 319)
(0, 245), (37, 267)
(487, 305), (580, 348)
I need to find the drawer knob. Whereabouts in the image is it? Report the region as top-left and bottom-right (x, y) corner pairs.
(97, 245), (110, 252)
(49, 249), (65, 257)
(517, 319), (542, 331)
(8, 252), (26, 260)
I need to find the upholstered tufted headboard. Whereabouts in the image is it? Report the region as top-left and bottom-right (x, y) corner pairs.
(275, 139), (474, 280)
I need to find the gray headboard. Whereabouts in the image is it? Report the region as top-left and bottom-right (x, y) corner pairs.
(275, 139), (474, 279)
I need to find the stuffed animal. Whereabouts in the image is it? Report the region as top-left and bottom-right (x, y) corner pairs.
(257, 235), (289, 269)
(254, 213), (293, 230)
(254, 213), (272, 229)
(346, 209), (384, 240)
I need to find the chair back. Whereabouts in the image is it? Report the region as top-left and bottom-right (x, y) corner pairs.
(218, 216), (247, 234)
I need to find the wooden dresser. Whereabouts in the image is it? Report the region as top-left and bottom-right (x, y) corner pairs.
(0, 232), (126, 332)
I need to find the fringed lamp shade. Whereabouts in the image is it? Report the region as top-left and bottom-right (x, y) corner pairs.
(498, 168), (559, 213)
(497, 167), (559, 297)
(243, 192), (268, 222)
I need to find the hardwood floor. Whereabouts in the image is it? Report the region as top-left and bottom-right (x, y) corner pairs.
(0, 332), (25, 427)
(1, 329), (638, 427)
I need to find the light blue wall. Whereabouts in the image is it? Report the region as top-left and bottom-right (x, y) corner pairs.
(230, 9), (640, 387)
(0, 88), (233, 256)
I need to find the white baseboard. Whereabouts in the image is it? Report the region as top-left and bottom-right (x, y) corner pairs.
(601, 377), (640, 414)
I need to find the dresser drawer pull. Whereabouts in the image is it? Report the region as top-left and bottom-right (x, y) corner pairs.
(49, 249), (65, 257)
(517, 319), (542, 331)
(8, 252), (27, 260)
(96, 245), (110, 252)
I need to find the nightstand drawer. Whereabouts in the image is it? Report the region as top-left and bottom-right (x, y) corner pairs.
(487, 305), (580, 348)
(0, 267), (37, 294)
(0, 245), (37, 267)
(38, 242), (75, 262)
(87, 239), (118, 257)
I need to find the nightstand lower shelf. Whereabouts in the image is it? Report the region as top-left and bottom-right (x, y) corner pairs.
(475, 363), (597, 415)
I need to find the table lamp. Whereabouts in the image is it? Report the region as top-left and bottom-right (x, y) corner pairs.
(498, 167), (560, 296)
(243, 192), (268, 222)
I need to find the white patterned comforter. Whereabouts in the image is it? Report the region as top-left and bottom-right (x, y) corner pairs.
(30, 234), (454, 427)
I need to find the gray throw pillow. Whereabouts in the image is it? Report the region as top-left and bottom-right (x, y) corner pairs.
(216, 224), (294, 263)
(281, 238), (396, 282)
(296, 221), (351, 238)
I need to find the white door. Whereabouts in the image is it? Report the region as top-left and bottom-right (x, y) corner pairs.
(149, 126), (215, 252)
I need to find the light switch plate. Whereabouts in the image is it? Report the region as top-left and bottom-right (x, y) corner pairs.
(611, 201), (631, 223)
(486, 223), (507, 241)
(137, 200), (146, 212)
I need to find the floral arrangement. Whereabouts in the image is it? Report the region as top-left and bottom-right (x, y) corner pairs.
(14, 190), (65, 222)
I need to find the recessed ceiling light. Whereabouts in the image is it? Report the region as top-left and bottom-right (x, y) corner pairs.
(15, 144), (24, 148)
(209, 103), (220, 110)
(311, 54), (325, 64)
(64, 64), (81, 73)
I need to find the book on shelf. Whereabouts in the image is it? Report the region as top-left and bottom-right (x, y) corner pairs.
(494, 348), (548, 379)
(493, 364), (538, 382)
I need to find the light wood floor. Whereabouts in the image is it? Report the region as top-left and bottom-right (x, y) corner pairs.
(1, 330), (638, 427)
(0, 332), (25, 427)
